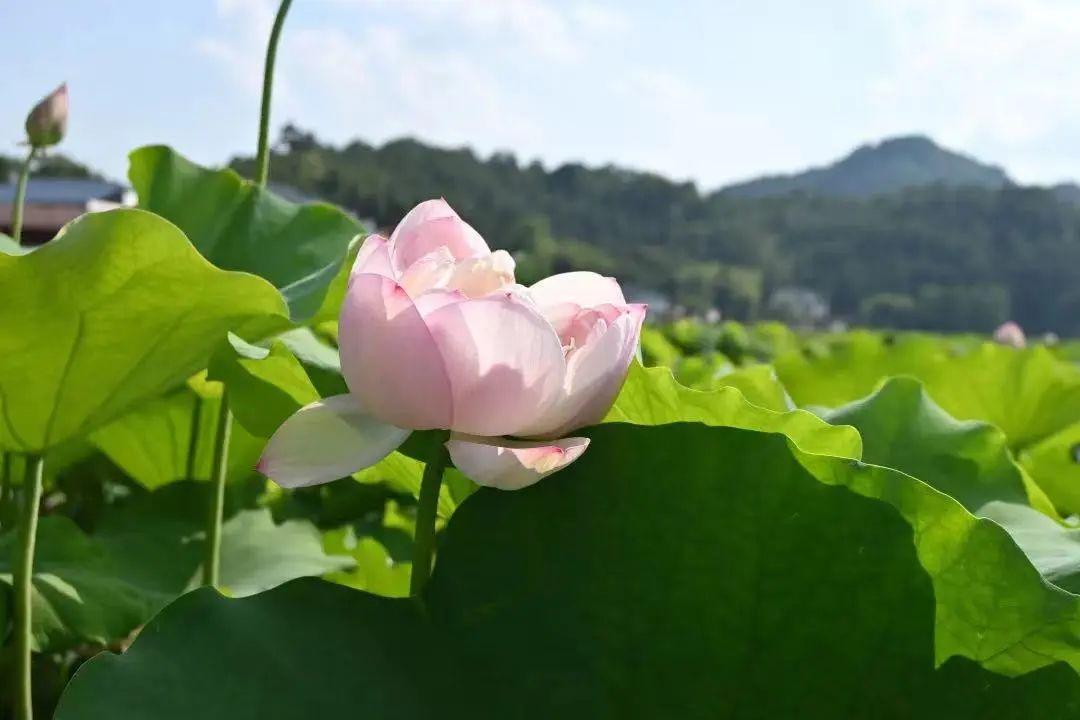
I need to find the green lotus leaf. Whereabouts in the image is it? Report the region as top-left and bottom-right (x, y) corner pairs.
(776, 332), (1080, 449)
(90, 389), (264, 490)
(823, 376), (1055, 517)
(1021, 422), (1080, 516)
(207, 334), (320, 439)
(606, 362), (861, 459)
(129, 145), (363, 321)
(56, 423), (1080, 718)
(0, 208), (288, 453)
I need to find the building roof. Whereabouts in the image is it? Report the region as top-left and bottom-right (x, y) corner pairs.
(0, 178), (127, 204)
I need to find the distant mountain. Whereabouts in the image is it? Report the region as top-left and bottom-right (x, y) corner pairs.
(1051, 182), (1080, 206)
(720, 135), (1012, 199)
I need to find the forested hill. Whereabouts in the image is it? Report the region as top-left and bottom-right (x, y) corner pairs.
(227, 126), (1080, 336)
(720, 135), (1010, 198)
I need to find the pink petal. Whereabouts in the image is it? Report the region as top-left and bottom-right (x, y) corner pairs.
(398, 246), (455, 296)
(521, 304), (646, 438)
(538, 301), (583, 340)
(424, 294), (566, 437)
(390, 200), (490, 272)
(350, 234), (394, 281)
(446, 434), (590, 490)
(561, 303), (625, 347)
(388, 198), (457, 245)
(413, 288), (467, 317)
(339, 274), (454, 430)
(257, 395), (411, 488)
(529, 271), (626, 310)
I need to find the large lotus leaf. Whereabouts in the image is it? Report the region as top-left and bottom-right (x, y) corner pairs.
(606, 362), (861, 459)
(90, 389), (264, 490)
(976, 502), (1080, 594)
(215, 509), (354, 596)
(129, 145), (362, 321)
(0, 486), (350, 652)
(924, 345), (1080, 450)
(823, 377), (1056, 517)
(775, 331), (949, 405)
(671, 352), (731, 389)
(97, 483), (353, 599)
(0, 209), (288, 453)
(0, 516), (181, 652)
(776, 333), (1080, 449)
(820, 377), (1080, 603)
(57, 424), (1080, 718)
(307, 235), (362, 326)
(712, 363), (793, 412)
(1021, 422), (1080, 516)
(639, 325), (681, 368)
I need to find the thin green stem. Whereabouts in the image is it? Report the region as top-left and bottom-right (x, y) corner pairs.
(203, 394), (232, 587)
(185, 394), (204, 481)
(13, 454), (43, 720)
(254, 0), (294, 187)
(410, 432), (451, 596)
(0, 452), (11, 528)
(11, 146), (37, 244)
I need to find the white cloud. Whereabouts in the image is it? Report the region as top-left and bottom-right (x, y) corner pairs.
(316, 0), (627, 62)
(197, 0), (276, 94)
(870, 0), (1080, 180)
(612, 69), (794, 186)
(571, 2), (631, 35)
(286, 23), (545, 153)
(198, 0), (630, 162)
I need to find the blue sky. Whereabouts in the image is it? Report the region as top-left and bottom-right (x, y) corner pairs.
(5, 0), (1080, 189)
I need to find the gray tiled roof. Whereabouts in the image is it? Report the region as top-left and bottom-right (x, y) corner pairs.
(0, 178), (126, 204)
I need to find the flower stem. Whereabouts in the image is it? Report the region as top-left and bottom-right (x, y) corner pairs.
(410, 432), (451, 596)
(254, 0), (293, 188)
(185, 394), (203, 481)
(13, 453), (44, 720)
(11, 146), (37, 244)
(203, 393), (232, 587)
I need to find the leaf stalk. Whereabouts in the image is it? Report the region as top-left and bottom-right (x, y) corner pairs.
(254, 0), (294, 187)
(13, 453), (44, 720)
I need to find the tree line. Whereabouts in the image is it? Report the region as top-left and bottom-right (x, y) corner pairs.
(228, 126), (1080, 336)
(8, 124), (1078, 335)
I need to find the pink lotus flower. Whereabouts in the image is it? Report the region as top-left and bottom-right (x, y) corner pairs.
(993, 321), (1026, 348)
(259, 199), (645, 490)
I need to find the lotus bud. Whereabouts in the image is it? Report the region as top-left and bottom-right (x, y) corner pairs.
(25, 83), (68, 149)
(993, 321), (1025, 349)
